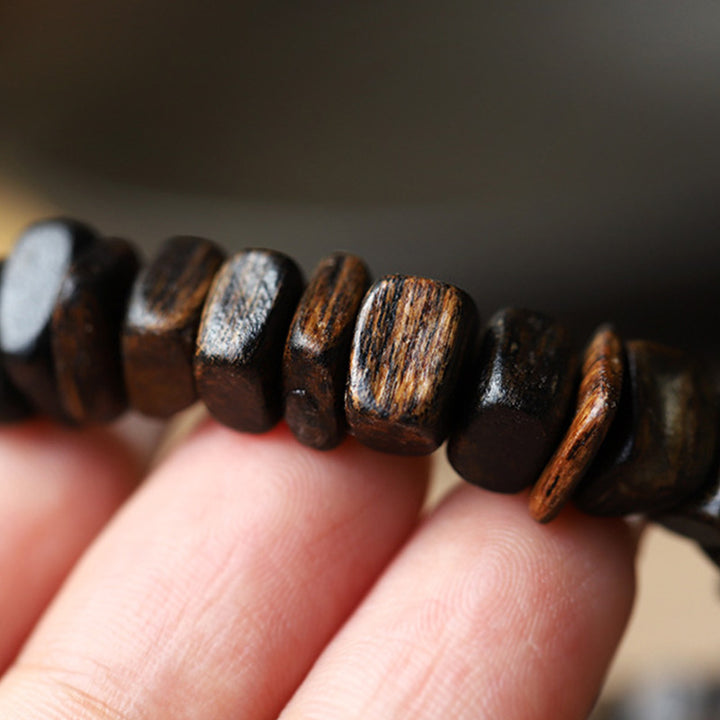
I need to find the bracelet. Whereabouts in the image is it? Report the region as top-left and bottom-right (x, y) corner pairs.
(1, 218), (718, 564)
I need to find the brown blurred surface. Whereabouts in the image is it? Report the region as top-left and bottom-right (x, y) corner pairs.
(3, 2), (720, 206)
(1, 4), (719, 362)
(0, 178), (53, 244)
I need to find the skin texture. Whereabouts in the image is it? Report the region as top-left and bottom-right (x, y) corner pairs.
(0, 421), (140, 671)
(0, 416), (637, 720)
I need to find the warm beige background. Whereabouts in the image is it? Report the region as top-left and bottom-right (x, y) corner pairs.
(1, 179), (719, 707)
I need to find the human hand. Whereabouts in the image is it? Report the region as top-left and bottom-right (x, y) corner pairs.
(0, 417), (637, 719)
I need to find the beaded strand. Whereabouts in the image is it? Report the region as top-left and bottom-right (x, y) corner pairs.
(1, 218), (719, 567)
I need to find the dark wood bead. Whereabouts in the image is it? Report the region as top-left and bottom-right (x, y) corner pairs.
(529, 325), (624, 522)
(0, 261), (34, 423)
(701, 546), (720, 570)
(123, 236), (225, 418)
(657, 454), (720, 555)
(0, 218), (99, 420)
(283, 253), (371, 450)
(345, 275), (477, 455)
(695, 460), (720, 570)
(51, 238), (140, 424)
(195, 250), (304, 432)
(0, 365), (31, 424)
(447, 308), (576, 494)
(574, 340), (717, 516)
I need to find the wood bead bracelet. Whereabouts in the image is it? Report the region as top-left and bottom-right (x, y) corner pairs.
(1, 218), (719, 567)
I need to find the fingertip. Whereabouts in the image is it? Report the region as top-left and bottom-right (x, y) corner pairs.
(3, 418), (432, 720)
(283, 483), (639, 720)
(0, 419), (142, 669)
(429, 486), (638, 670)
(432, 487), (639, 717)
(0, 418), (142, 498)
(161, 417), (431, 509)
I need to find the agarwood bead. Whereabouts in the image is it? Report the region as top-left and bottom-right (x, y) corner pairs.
(657, 453), (720, 559)
(574, 340), (717, 516)
(0, 364), (31, 424)
(345, 275), (477, 455)
(702, 546), (720, 569)
(529, 325), (624, 522)
(195, 250), (304, 432)
(0, 261), (33, 423)
(447, 308), (576, 493)
(0, 218), (99, 420)
(51, 239), (140, 423)
(123, 236), (225, 418)
(284, 253), (371, 450)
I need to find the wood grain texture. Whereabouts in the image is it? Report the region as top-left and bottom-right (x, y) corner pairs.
(195, 249), (304, 432)
(123, 236), (225, 418)
(0, 260), (33, 423)
(283, 252), (371, 450)
(528, 325), (623, 522)
(0, 218), (99, 420)
(52, 238), (140, 423)
(447, 307), (576, 493)
(573, 340), (717, 517)
(345, 274), (477, 455)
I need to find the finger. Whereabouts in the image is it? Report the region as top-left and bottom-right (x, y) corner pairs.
(0, 420), (140, 671)
(0, 421), (429, 720)
(281, 485), (638, 720)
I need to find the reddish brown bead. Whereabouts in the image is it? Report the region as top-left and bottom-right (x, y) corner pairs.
(283, 253), (371, 450)
(345, 275), (477, 455)
(52, 238), (140, 423)
(195, 250), (304, 433)
(529, 325), (624, 522)
(447, 308), (576, 493)
(0, 218), (99, 420)
(123, 236), (225, 418)
(574, 340), (717, 516)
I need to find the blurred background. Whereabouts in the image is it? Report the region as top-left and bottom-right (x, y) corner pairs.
(1, 2), (720, 715)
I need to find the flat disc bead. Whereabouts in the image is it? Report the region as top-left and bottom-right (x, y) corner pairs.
(0, 218), (99, 420)
(283, 252), (371, 450)
(0, 261), (33, 423)
(447, 308), (576, 493)
(574, 340), (717, 516)
(345, 274), (477, 455)
(123, 236), (226, 418)
(528, 324), (624, 522)
(195, 250), (304, 432)
(51, 238), (140, 424)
